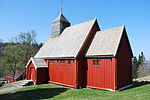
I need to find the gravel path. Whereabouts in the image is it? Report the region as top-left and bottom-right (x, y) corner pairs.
(0, 82), (23, 93)
(0, 87), (22, 93)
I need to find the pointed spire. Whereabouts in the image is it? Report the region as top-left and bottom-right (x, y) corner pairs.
(60, 7), (62, 15)
(51, 0), (70, 38)
(60, 0), (63, 15)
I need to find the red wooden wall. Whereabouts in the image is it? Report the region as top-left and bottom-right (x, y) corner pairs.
(116, 31), (132, 89)
(25, 22), (132, 91)
(36, 68), (49, 84)
(86, 29), (132, 91)
(87, 57), (115, 90)
(26, 62), (36, 82)
(26, 62), (49, 84)
(48, 20), (100, 88)
(48, 59), (77, 88)
(77, 20), (100, 88)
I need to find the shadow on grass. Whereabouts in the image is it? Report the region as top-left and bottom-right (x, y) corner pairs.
(133, 81), (150, 87)
(123, 81), (150, 91)
(0, 88), (68, 100)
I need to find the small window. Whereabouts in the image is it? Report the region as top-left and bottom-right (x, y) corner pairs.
(93, 60), (99, 66)
(68, 60), (71, 64)
(60, 60), (65, 63)
(50, 60), (54, 63)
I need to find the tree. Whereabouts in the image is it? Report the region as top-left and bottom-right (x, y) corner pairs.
(0, 31), (42, 78)
(2, 43), (23, 81)
(132, 56), (139, 80)
(0, 39), (3, 57)
(0, 39), (6, 77)
(138, 65), (150, 78)
(137, 52), (150, 78)
(138, 52), (145, 65)
(16, 30), (38, 65)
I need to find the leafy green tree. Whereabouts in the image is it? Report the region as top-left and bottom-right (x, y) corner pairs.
(0, 31), (42, 78)
(0, 39), (3, 56)
(132, 56), (139, 80)
(2, 43), (23, 81)
(138, 52), (145, 65)
(0, 39), (5, 77)
(15, 30), (38, 65)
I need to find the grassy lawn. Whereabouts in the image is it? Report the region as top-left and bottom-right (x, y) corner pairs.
(0, 82), (150, 100)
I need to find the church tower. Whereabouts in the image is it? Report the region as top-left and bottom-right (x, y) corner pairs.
(51, 11), (70, 38)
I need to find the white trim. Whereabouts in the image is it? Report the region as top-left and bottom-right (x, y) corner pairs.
(117, 84), (133, 91)
(25, 57), (38, 69)
(87, 84), (133, 92)
(25, 57), (32, 68)
(25, 57), (48, 69)
(113, 26), (124, 56)
(87, 85), (116, 92)
(106, 89), (115, 92)
(31, 57), (38, 69)
(76, 19), (96, 57)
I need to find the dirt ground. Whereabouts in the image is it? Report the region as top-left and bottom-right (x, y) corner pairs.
(136, 76), (150, 81)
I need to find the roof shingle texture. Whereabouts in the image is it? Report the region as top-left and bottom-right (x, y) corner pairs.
(86, 26), (124, 57)
(35, 19), (96, 58)
(53, 13), (70, 23)
(33, 58), (48, 68)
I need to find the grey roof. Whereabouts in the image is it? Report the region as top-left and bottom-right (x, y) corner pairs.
(35, 19), (96, 58)
(33, 58), (47, 68)
(86, 26), (124, 57)
(53, 12), (70, 23)
(26, 57), (48, 69)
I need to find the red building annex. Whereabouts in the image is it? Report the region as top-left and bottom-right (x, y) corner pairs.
(26, 12), (133, 91)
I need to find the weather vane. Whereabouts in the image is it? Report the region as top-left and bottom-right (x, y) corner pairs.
(60, 0), (64, 13)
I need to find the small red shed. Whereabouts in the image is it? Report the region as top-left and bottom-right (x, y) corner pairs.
(6, 76), (16, 83)
(26, 57), (49, 84)
(6, 70), (24, 83)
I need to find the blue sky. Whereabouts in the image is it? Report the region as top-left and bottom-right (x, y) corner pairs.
(0, 0), (150, 59)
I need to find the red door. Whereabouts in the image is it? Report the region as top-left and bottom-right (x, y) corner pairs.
(30, 67), (35, 81)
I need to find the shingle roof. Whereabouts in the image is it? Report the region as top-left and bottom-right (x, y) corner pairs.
(33, 58), (48, 68)
(86, 26), (124, 57)
(26, 57), (48, 69)
(53, 13), (70, 23)
(35, 19), (96, 58)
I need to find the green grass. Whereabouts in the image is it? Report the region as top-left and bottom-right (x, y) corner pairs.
(0, 82), (150, 100)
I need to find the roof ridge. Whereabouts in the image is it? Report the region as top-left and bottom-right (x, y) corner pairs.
(48, 19), (96, 39)
(52, 13), (70, 23)
(86, 25), (125, 57)
(66, 19), (96, 29)
(97, 26), (124, 32)
(76, 19), (97, 58)
(35, 18), (97, 58)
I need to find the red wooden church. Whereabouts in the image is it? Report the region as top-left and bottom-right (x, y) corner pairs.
(26, 12), (133, 91)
